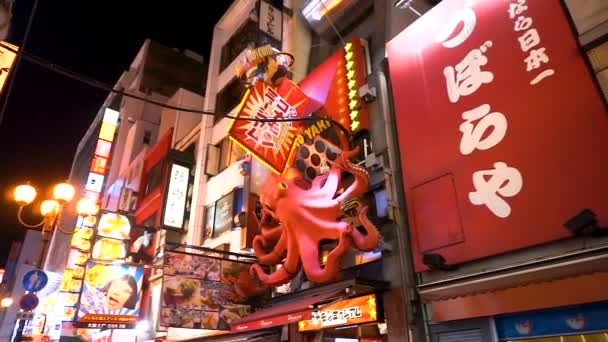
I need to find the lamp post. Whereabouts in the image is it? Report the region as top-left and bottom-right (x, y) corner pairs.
(13, 182), (97, 269)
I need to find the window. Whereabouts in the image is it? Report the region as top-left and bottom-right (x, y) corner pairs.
(220, 20), (257, 72)
(215, 77), (247, 123)
(143, 130), (152, 145)
(218, 137), (245, 172)
(206, 137), (246, 176)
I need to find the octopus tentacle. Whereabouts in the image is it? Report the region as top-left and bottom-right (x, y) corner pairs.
(253, 231), (287, 265)
(260, 224), (283, 242)
(350, 206), (381, 251)
(300, 228), (353, 283)
(335, 147), (369, 202)
(250, 228), (300, 287)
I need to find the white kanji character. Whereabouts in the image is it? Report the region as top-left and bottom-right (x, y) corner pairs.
(444, 42), (494, 103)
(530, 69), (556, 85)
(524, 47), (549, 71)
(435, 6), (476, 48)
(469, 162), (523, 218)
(518, 28), (540, 52)
(508, 0), (528, 19)
(459, 104), (507, 155)
(514, 16), (533, 32)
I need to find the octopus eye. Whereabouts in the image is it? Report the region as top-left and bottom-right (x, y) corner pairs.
(264, 203), (275, 212)
(278, 182), (288, 190)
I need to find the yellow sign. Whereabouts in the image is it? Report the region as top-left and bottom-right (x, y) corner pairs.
(298, 294), (378, 331)
(0, 41), (17, 96)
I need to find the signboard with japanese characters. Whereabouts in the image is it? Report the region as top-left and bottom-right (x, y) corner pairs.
(298, 294), (378, 332)
(387, 0), (608, 271)
(257, 0), (283, 49)
(228, 79), (312, 174)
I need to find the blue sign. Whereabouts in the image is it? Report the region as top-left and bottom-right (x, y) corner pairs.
(496, 301), (608, 339)
(22, 270), (48, 292)
(18, 293), (39, 312)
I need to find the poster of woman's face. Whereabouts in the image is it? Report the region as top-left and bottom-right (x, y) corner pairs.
(77, 262), (144, 322)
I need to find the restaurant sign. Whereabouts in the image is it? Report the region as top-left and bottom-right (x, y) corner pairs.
(298, 294), (378, 332)
(228, 79), (312, 174)
(387, 0), (608, 270)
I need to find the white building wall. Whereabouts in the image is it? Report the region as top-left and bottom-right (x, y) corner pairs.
(192, 0), (312, 253)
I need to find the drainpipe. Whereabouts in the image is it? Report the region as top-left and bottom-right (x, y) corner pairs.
(377, 59), (430, 342)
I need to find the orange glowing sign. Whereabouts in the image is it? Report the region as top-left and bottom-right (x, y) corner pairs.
(97, 213), (131, 240)
(91, 156), (108, 174)
(298, 294), (378, 331)
(228, 79), (313, 174)
(92, 238), (127, 261)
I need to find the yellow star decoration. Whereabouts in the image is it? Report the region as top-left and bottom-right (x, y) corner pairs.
(368, 295), (377, 321)
(298, 321), (306, 330)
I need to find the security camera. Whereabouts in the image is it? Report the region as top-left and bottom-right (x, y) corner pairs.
(564, 209), (608, 237)
(422, 253), (457, 271)
(359, 84), (377, 103)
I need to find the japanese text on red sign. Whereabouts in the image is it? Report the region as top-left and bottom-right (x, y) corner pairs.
(439, 2), (524, 218)
(245, 86), (296, 150)
(508, 0), (555, 85)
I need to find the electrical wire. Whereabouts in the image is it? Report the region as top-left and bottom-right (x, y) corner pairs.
(0, 41), (355, 138)
(0, 0), (39, 127)
(319, 0), (346, 46)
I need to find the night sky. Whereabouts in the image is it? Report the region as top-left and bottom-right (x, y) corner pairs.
(0, 1), (232, 267)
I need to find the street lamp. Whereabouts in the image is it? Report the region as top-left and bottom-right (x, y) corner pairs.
(13, 182), (78, 269)
(1, 297), (13, 308)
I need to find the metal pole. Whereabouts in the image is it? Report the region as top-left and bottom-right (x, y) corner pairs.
(36, 217), (52, 269)
(0, 0), (40, 128)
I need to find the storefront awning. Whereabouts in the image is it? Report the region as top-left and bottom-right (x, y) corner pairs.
(418, 247), (608, 302)
(231, 289), (344, 333)
(231, 278), (386, 333)
(418, 247), (608, 322)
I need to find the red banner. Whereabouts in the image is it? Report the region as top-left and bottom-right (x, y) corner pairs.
(387, 0), (608, 271)
(228, 80), (312, 174)
(231, 310), (311, 333)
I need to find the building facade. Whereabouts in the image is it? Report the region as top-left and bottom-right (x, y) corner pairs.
(387, 0), (608, 341)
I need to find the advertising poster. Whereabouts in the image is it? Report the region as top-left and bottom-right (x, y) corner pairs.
(76, 262), (144, 329)
(161, 251), (253, 330)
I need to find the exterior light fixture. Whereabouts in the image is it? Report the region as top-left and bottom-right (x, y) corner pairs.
(53, 182), (75, 204)
(12, 181), (84, 268)
(40, 200), (60, 217)
(14, 184), (37, 206)
(0, 297), (13, 308)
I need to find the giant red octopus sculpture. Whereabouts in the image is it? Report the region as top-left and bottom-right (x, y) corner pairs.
(249, 147), (380, 286)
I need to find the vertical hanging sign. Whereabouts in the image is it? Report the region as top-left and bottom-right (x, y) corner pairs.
(257, 0), (283, 50)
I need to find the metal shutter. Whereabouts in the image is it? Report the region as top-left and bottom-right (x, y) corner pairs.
(438, 329), (484, 342)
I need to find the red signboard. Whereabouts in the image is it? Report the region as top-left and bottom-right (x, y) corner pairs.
(228, 80), (312, 174)
(387, 0), (608, 271)
(299, 38), (370, 134)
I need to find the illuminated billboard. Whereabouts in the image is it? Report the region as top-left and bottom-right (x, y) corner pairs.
(228, 79), (312, 174)
(75, 262), (144, 329)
